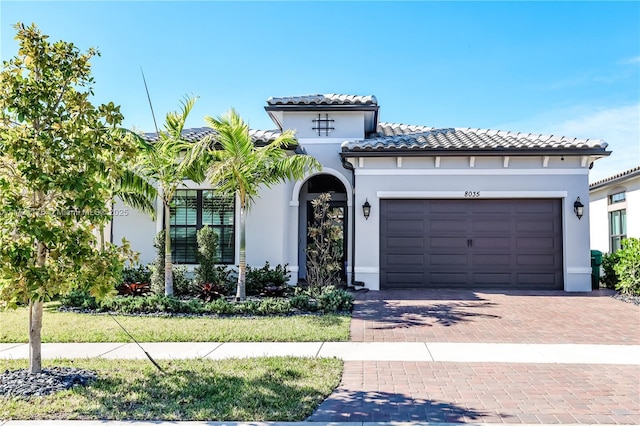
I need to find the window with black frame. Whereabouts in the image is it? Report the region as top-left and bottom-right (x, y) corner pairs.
(170, 190), (235, 264)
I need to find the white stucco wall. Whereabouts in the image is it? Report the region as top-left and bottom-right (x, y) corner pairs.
(348, 155), (593, 292)
(589, 174), (640, 253)
(111, 197), (157, 265)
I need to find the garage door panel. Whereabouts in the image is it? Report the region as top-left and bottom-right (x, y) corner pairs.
(472, 236), (512, 249)
(472, 200), (513, 213)
(386, 236), (424, 249)
(472, 220), (511, 233)
(515, 201), (557, 214)
(385, 254), (424, 266)
(385, 272), (425, 287)
(516, 219), (557, 233)
(516, 237), (559, 250)
(385, 219), (424, 233)
(429, 272), (469, 285)
(516, 254), (560, 267)
(429, 237), (468, 249)
(472, 272), (512, 285)
(430, 253), (468, 266)
(428, 219), (468, 232)
(429, 200), (468, 214)
(473, 253), (512, 266)
(380, 198), (563, 290)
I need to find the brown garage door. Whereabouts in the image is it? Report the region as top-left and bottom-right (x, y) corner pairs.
(380, 199), (563, 290)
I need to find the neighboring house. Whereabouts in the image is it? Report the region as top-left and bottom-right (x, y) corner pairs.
(589, 166), (640, 254)
(111, 94), (611, 292)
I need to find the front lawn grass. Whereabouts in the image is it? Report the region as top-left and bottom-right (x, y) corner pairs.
(0, 357), (342, 421)
(0, 303), (350, 343)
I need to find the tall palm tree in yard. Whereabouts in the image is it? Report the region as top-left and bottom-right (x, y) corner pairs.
(134, 96), (207, 296)
(202, 109), (321, 300)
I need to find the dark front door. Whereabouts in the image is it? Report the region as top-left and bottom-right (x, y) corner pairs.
(380, 199), (563, 290)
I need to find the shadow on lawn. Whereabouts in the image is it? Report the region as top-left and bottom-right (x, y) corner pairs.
(64, 359), (337, 421)
(308, 389), (508, 422)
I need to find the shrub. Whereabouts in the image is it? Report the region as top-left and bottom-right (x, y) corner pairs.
(289, 293), (316, 311)
(601, 251), (620, 289)
(306, 193), (343, 289)
(172, 265), (192, 297)
(245, 262), (290, 295)
(193, 226), (219, 286)
(116, 282), (151, 297)
(204, 298), (236, 315)
(61, 290), (99, 310)
(121, 264), (151, 285)
(613, 238), (640, 295)
(316, 286), (354, 313)
(198, 282), (227, 302)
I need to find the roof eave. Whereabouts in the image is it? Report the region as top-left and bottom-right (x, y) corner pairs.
(340, 148), (612, 158)
(265, 105), (379, 112)
(589, 167), (640, 190)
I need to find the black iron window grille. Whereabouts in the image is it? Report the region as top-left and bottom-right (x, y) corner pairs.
(312, 114), (334, 136)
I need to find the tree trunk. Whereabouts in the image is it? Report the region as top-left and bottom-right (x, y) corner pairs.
(29, 300), (43, 373)
(164, 202), (173, 296)
(30, 236), (48, 373)
(235, 205), (246, 301)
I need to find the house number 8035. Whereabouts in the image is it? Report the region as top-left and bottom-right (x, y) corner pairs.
(464, 191), (481, 198)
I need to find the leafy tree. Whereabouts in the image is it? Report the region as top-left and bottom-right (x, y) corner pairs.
(0, 23), (134, 372)
(201, 109), (321, 300)
(306, 193), (343, 290)
(133, 96), (207, 296)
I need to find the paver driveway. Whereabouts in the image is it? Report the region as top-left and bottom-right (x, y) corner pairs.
(350, 289), (640, 344)
(310, 289), (640, 424)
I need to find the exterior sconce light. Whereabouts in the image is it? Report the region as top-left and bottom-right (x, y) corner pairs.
(362, 199), (371, 220)
(573, 197), (584, 220)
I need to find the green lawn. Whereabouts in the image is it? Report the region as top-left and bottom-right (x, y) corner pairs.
(0, 303), (351, 343)
(0, 357), (342, 421)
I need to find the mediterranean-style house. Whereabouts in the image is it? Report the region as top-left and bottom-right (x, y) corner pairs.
(589, 166), (640, 254)
(110, 94), (611, 292)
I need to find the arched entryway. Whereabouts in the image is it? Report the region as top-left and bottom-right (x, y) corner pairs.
(297, 173), (348, 283)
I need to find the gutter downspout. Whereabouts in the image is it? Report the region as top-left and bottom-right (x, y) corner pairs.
(341, 156), (360, 287)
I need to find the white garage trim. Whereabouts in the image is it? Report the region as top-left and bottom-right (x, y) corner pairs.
(357, 169), (588, 176)
(377, 191), (568, 199)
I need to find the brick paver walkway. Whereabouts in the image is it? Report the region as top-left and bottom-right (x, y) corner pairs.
(310, 289), (640, 424)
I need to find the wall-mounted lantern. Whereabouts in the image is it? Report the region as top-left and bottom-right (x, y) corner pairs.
(362, 199), (371, 220)
(573, 197), (584, 220)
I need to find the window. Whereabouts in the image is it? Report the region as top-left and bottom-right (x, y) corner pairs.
(609, 192), (626, 204)
(609, 209), (626, 252)
(170, 190), (235, 264)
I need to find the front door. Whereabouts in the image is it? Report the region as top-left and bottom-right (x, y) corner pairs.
(306, 199), (348, 282)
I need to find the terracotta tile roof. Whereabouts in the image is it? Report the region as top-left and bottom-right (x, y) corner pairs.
(590, 166), (640, 189)
(142, 127), (282, 144)
(266, 94), (377, 106)
(342, 122), (608, 153)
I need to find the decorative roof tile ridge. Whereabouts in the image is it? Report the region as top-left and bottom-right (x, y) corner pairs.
(266, 93), (377, 106)
(590, 166), (640, 188)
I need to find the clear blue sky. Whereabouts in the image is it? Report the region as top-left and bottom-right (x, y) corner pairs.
(2, 1), (638, 182)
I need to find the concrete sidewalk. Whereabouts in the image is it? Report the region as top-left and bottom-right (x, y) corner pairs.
(1, 341), (639, 364)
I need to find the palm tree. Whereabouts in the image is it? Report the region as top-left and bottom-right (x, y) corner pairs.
(201, 108), (321, 300)
(134, 96), (206, 296)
